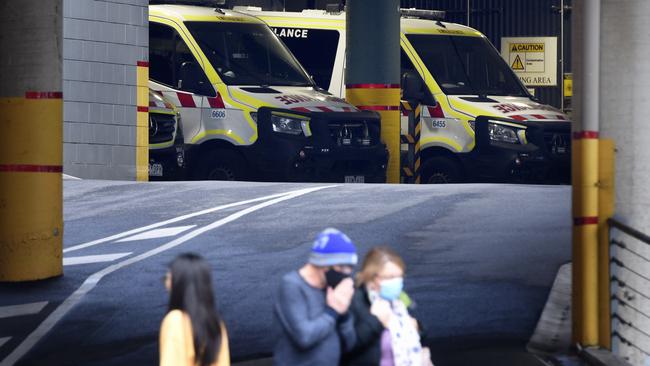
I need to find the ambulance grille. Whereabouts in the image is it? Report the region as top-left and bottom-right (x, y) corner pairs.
(149, 113), (176, 144)
(543, 131), (571, 156)
(327, 121), (380, 147)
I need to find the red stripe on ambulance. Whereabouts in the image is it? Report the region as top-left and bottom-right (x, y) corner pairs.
(177, 93), (196, 108)
(207, 94), (225, 108)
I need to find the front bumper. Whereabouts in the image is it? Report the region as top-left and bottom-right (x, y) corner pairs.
(149, 145), (186, 181)
(245, 107), (388, 183)
(469, 118), (571, 184)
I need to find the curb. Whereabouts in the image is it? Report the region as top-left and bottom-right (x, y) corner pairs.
(581, 347), (633, 366)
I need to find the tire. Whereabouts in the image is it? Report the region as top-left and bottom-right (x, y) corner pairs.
(420, 156), (463, 184)
(198, 149), (248, 181)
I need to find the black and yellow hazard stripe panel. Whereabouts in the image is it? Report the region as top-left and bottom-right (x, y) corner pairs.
(414, 105), (422, 184)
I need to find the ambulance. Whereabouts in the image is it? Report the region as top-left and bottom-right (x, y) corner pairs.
(147, 1), (388, 182)
(148, 90), (185, 180)
(244, 7), (571, 183)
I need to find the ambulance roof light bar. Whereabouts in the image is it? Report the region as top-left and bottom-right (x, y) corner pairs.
(325, 2), (344, 14)
(400, 8), (446, 21)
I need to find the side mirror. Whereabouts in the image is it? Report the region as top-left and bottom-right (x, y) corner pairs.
(178, 61), (212, 96)
(401, 70), (424, 103)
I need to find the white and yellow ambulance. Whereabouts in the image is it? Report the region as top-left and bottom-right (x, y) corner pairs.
(244, 7), (571, 183)
(148, 1), (388, 182)
(148, 89), (185, 180)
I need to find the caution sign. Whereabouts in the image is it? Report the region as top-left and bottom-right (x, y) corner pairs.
(511, 43), (544, 52)
(501, 37), (557, 87)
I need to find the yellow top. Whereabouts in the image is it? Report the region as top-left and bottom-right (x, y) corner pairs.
(150, 4), (262, 23)
(160, 310), (231, 366)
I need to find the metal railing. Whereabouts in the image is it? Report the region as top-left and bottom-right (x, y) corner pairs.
(608, 218), (650, 364)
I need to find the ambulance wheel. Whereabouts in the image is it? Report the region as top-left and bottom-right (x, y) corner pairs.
(200, 149), (248, 181)
(420, 156), (462, 184)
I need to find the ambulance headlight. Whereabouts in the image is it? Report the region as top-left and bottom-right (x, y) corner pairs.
(488, 122), (525, 144)
(271, 115), (310, 136)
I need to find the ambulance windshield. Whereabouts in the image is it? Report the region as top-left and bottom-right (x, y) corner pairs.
(407, 34), (528, 97)
(186, 22), (313, 87)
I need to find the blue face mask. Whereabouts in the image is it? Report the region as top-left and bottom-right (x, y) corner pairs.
(379, 277), (403, 301)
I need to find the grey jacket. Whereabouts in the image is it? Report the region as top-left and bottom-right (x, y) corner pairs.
(273, 271), (356, 366)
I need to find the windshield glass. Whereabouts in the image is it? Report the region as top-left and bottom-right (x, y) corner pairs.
(185, 21), (313, 86)
(407, 34), (528, 97)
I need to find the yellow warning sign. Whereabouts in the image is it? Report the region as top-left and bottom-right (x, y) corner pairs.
(564, 73), (572, 97)
(501, 37), (557, 86)
(511, 55), (525, 70)
(510, 43), (545, 52)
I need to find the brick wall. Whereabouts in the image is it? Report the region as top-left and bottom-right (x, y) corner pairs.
(62, 0), (148, 180)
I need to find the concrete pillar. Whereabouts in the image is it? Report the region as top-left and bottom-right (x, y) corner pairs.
(600, 0), (650, 364)
(571, 0), (600, 347)
(0, 0), (64, 281)
(345, 0), (401, 183)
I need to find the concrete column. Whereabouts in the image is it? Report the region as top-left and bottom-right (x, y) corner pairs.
(600, 1), (650, 364)
(0, 0), (64, 281)
(571, 0), (600, 346)
(345, 0), (401, 183)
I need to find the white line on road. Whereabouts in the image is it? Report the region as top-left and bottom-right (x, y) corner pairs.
(2, 185), (336, 366)
(115, 225), (197, 243)
(0, 338), (9, 349)
(63, 253), (133, 266)
(63, 189), (310, 254)
(0, 302), (48, 320)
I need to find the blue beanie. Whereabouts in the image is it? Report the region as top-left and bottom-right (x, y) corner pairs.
(309, 228), (358, 266)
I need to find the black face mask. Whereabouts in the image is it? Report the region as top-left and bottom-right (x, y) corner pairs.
(325, 269), (350, 288)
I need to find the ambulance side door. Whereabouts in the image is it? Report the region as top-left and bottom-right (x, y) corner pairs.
(149, 21), (214, 144)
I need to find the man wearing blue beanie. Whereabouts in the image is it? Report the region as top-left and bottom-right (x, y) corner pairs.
(274, 228), (358, 366)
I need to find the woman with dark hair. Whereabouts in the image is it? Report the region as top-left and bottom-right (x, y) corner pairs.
(161, 253), (230, 366)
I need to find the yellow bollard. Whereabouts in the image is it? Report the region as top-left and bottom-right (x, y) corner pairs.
(571, 131), (600, 346)
(346, 85), (401, 183)
(136, 61), (150, 182)
(0, 93), (63, 281)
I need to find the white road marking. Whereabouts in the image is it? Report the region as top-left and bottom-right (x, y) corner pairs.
(63, 190), (306, 254)
(2, 185), (336, 366)
(0, 338), (9, 349)
(115, 225), (197, 243)
(63, 253), (132, 266)
(0, 302), (48, 320)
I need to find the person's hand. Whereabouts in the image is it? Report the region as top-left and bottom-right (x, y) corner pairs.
(370, 299), (392, 328)
(409, 315), (419, 330)
(326, 277), (354, 314)
(421, 347), (434, 366)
